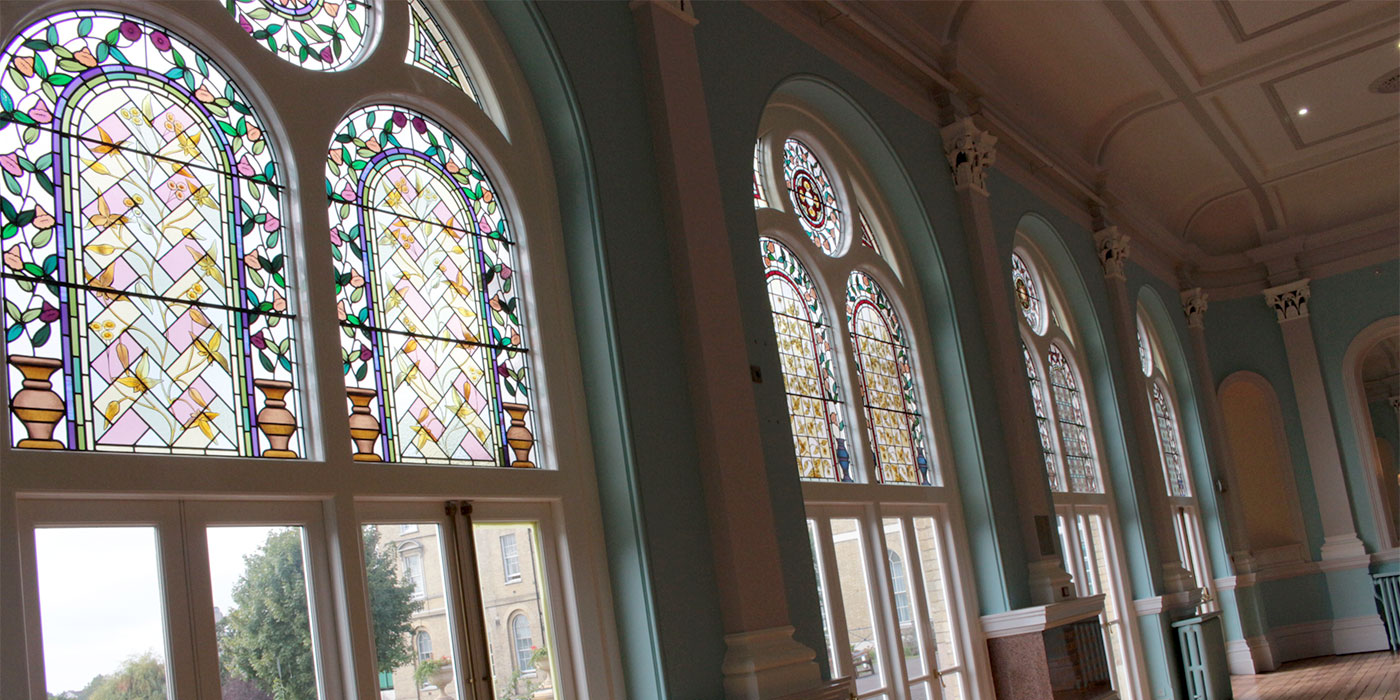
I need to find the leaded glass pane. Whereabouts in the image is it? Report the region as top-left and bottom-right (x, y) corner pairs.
(1046, 345), (1099, 493)
(1010, 252), (1045, 334)
(406, 0), (481, 104)
(328, 105), (530, 466)
(1, 10), (301, 457)
(1151, 382), (1190, 497)
(782, 139), (842, 255)
(1137, 316), (1152, 376)
(857, 209), (883, 256)
(846, 271), (931, 485)
(753, 139), (769, 209)
(220, 0), (371, 72)
(760, 238), (849, 481)
(1022, 343), (1061, 491)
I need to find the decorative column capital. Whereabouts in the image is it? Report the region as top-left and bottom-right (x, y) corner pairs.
(1263, 278), (1311, 323)
(1180, 287), (1208, 328)
(1093, 226), (1130, 281)
(941, 117), (997, 196)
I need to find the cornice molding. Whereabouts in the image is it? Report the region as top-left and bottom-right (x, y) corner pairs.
(980, 594), (1106, 638)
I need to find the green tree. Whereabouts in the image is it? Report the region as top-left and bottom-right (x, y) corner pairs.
(60, 652), (166, 700)
(217, 528), (420, 699)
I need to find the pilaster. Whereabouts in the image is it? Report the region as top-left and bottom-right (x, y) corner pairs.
(630, 2), (822, 696)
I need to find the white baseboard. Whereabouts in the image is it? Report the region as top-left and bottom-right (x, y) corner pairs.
(1332, 614), (1389, 654)
(1267, 620), (1333, 663)
(1225, 636), (1277, 675)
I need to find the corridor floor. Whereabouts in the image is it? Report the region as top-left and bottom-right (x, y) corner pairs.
(1230, 652), (1399, 700)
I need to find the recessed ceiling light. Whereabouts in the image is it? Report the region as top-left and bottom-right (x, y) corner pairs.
(1297, 107), (1309, 116)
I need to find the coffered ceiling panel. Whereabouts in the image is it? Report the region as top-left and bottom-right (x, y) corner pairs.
(1185, 190), (1261, 256)
(1102, 103), (1239, 234)
(1271, 144), (1400, 236)
(1270, 38), (1400, 147)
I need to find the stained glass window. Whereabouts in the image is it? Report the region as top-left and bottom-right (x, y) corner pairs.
(1137, 316), (1152, 376)
(760, 238), (849, 481)
(1046, 344), (1098, 493)
(857, 209), (883, 256)
(753, 139), (769, 209)
(328, 105), (529, 466)
(406, 0), (480, 104)
(782, 138), (842, 255)
(846, 271), (930, 485)
(1010, 252), (1044, 334)
(1022, 343), (1061, 491)
(220, 0), (371, 72)
(1150, 381), (1190, 497)
(1, 10), (300, 457)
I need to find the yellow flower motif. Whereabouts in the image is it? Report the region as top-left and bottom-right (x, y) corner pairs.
(185, 282), (204, 300)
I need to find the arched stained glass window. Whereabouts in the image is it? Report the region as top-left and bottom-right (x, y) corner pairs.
(846, 271), (930, 485)
(1022, 342), (1061, 491)
(406, 0), (481, 104)
(782, 138), (842, 255)
(1010, 252), (1044, 334)
(1137, 316), (1152, 376)
(327, 105), (529, 466)
(1, 10), (299, 457)
(1150, 381), (1189, 497)
(857, 209), (883, 256)
(221, 0), (371, 71)
(752, 139), (769, 208)
(760, 238), (849, 481)
(1046, 344), (1098, 493)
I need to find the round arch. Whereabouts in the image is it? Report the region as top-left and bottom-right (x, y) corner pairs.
(1340, 315), (1400, 552)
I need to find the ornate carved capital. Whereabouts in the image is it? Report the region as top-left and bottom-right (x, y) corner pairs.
(1180, 287), (1208, 328)
(1262, 278), (1311, 323)
(941, 117), (997, 196)
(1093, 226), (1130, 281)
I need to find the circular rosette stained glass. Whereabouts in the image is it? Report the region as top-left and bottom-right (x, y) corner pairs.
(1011, 252), (1046, 334)
(782, 139), (843, 255)
(220, 0), (372, 72)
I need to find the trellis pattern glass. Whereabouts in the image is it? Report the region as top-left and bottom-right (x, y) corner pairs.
(857, 209), (883, 255)
(1151, 382), (1190, 497)
(220, 0), (370, 72)
(1136, 317), (1152, 376)
(760, 238), (849, 481)
(328, 105), (530, 465)
(0, 10), (300, 456)
(1010, 252), (1043, 333)
(405, 0), (480, 104)
(1022, 343), (1061, 491)
(846, 271), (930, 485)
(782, 138), (842, 255)
(752, 139), (768, 208)
(1046, 345), (1099, 493)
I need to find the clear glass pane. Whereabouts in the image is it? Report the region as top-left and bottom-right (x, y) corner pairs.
(35, 527), (170, 698)
(881, 518), (924, 680)
(363, 523), (460, 699)
(910, 681), (933, 700)
(912, 517), (962, 700)
(830, 518), (883, 695)
(473, 523), (558, 700)
(808, 520), (837, 666)
(207, 526), (320, 699)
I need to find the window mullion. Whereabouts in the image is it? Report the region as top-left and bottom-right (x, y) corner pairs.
(177, 501), (225, 700)
(814, 514), (853, 679)
(897, 514), (936, 686)
(862, 507), (904, 699)
(445, 500), (493, 700)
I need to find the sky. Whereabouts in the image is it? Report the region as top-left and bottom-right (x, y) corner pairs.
(35, 525), (288, 694)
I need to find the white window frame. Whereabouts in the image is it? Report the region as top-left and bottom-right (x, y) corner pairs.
(0, 2), (623, 699)
(501, 532), (522, 584)
(756, 96), (988, 700)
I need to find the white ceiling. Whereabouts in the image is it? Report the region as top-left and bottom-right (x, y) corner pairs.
(750, 1), (1400, 292)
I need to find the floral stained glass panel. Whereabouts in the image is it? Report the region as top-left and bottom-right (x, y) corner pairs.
(846, 271), (930, 485)
(1, 10), (299, 456)
(221, 0), (371, 72)
(1022, 343), (1060, 491)
(328, 105), (529, 466)
(1137, 317), (1152, 377)
(1011, 253), (1044, 333)
(760, 238), (849, 481)
(1151, 382), (1190, 497)
(782, 138), (842, 255)
(1046, 345), (1098, 493)
(752, 139), (769, 209)
(405, 0), (480, 104)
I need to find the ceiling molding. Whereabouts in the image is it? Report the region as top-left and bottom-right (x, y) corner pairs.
(1215, 0), (1347, 43)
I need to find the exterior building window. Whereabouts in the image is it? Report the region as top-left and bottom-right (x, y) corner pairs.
(416, 631), (432, 661)
(510, 614), (533, 673)
(889, 550), (912, 625)
(501, 532), (521, 582)
(402, 546), (426, 600)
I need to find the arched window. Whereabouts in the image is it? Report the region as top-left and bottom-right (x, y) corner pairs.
(1149, 381), (1189, 498)
(756, 101), (973, 699)
(760, 238), (849, 481)
(327, 104), (529, 466)
(220, 0), (372, 71)
(416, 630), (432, 661)
(847, 270), (931, 486)
(405, 0), (481, 103)
(510, 614), (532, 672)
(1022, 342), (1061, 490)
(1046, 343), (1100, 494)
(1011, 251), (1046, 334)
(1, 9), (299, 457)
